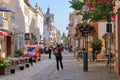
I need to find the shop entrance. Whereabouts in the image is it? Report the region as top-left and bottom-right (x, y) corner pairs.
(6, 36), (11, 56)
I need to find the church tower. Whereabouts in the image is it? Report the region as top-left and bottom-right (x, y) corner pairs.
(44, 7), (54, 26)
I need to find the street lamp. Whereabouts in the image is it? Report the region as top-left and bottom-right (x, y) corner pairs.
(82, 5), (88, 71)
(106, 15), (112, 73)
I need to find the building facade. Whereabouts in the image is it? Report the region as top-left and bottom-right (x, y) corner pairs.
(0, 0), (44, 58)
(68, 0), (120, 75)
(43, 7), (59, 45)
(114, 0), (120, 75)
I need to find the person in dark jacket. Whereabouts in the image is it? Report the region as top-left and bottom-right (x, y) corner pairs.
(29, 55), (33, 66)
(54, 44), (63, 70)
(48, 46), (52, 59)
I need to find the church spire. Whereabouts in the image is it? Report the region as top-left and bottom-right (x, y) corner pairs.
(46, 7), (50, 14)
(35, 3), (38, 8)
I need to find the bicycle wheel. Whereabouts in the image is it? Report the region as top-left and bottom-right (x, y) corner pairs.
(77, 54), (80, 61)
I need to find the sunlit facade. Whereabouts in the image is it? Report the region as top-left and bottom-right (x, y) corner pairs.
(0, 0), (44, 57)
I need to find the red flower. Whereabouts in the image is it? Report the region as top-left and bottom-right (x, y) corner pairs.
(104, 0), (108, 2)
(91, 6), (96, 11)
(106, 2), (113, 6)
(78, 23), (95, 36)
(86, 2), (89, 8)
(96, 0), (103, 4)
(88, 0), (92, 3)
(109, 14), (115, 21)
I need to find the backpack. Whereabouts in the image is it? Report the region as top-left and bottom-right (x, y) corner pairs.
(53, 48), (58, 56)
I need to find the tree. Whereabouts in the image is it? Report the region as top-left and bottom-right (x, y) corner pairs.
(91, 39), (102, 61)
(69, 0), (116, 22)
(61, 32), (66, 39)
(32, 34), (37, 41)
(61, 32), (69, 43)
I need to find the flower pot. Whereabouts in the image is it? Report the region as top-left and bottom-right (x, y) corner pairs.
(33, 59), (36, 62)
(38, 59), (40, 61)
(0, 67), (5, 75)
(11, 69), (15, 74)
(20, 66), (24, 70)
(26, 64), (29, 68)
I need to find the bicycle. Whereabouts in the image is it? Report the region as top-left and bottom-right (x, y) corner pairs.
(76, 49), (82, 61)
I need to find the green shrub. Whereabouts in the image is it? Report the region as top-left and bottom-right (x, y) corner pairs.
(0, 60), (10, 67)
(15, 49), (23, 57)
(91, 39), (102, 54)
(7, 55), (12, 60)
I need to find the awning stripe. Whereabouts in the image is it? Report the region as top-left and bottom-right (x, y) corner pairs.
(0, 31), (9, 36)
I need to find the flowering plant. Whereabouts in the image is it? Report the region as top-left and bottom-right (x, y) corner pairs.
(69, 0), (116, 22)
(76, 22), (95, 36)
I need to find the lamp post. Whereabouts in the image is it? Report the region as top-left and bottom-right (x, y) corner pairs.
(106, 15), (112, 73)
(82, 5), (88, 71)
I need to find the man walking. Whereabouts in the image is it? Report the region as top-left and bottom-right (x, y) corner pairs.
(48, 46), (52, 59)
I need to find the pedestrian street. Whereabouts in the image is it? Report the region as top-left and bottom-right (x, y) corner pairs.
(0, 50), (120, 80)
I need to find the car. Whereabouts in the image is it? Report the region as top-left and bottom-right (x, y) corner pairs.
(24, 45), (41, 61)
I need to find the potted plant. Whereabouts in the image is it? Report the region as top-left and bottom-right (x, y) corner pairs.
(19, 57), (25, 70)
(25, 58), (29, 68)
(15, 49), (23, 57)
(25, 63), (29, 68)
(91, 39), (102, 61)
(19, 65), (24, 70)
(0, 60), (10, 75)
(10, 68), (15, 74)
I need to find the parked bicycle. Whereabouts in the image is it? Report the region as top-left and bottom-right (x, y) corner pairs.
(76, 48), (82, 61)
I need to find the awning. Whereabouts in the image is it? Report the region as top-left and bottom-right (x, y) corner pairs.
(0, 31), (9, 36)
(0, 7), (13, 12)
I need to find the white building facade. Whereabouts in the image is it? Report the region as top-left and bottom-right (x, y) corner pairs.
(0, 0), (44, 57)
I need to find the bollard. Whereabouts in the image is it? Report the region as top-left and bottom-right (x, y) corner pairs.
(83, 48), (88, 71)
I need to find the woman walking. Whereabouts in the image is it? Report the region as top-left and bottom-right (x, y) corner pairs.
(54, 44), (63, 70)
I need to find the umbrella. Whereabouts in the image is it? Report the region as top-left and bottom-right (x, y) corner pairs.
(0, 31), (9, 36)
(0, 7), (13, 12)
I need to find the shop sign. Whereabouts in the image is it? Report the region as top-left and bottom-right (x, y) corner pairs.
(25, 33), (30, 40)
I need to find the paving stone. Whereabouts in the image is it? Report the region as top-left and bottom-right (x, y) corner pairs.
(0, 52), (120, 80)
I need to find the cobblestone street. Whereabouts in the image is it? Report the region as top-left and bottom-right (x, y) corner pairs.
(0, 51), (120, 80)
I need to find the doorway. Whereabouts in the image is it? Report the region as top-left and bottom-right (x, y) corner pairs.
(6, 36), (11, 56)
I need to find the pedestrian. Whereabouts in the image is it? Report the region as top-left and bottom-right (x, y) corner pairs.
(29, 55), (33, 66)
(44, 47), (48, 54)
(53, 44), (63, 70)
(48, 46), (52, 59)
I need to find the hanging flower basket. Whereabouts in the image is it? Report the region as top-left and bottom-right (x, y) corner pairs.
(77, 22), (96, 36)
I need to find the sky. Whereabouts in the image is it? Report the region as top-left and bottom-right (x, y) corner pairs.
(29, 0), (72, 35)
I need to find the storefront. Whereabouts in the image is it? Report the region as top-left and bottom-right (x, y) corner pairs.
(0, 30), (9, 59)
(0, 30), (14, 59)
